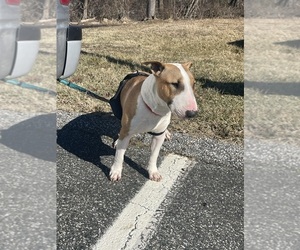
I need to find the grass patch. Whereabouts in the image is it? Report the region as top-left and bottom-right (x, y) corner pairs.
(58, 19), (244, 144)
(245, 19), (300, 83)
(245, 18), (300, 145)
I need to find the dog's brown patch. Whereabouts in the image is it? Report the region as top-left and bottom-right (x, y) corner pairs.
(119, 75), (147, 139)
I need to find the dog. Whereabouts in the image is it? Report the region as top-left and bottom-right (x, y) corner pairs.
(109, 61), (198, 182)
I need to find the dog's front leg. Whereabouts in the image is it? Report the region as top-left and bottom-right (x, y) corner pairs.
(148, 132), (166, 182)
(110, 135), (131, 181)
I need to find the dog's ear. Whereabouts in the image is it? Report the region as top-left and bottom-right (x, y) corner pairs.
(182, 62), (193, 70)
(142, 61), (164, 75)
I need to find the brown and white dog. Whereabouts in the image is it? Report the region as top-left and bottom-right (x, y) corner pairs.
(110, 61), (198, 182)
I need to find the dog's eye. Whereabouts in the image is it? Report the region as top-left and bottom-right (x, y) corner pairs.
(171, 82), (180, 89)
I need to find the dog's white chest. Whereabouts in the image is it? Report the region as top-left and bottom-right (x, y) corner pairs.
(129, 94), (171, 135)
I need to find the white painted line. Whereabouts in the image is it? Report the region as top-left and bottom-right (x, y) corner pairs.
(91, 153), (195, 250)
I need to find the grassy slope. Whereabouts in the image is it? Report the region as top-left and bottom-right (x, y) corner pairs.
(58, 19), (244, 144)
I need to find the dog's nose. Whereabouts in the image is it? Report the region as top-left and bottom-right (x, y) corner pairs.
(185, 110), (197, 118)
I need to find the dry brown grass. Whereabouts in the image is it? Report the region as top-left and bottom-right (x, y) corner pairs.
(245, 18), (300, 145)
(245, 18), (300, 82)
(58, 19), (244, 143)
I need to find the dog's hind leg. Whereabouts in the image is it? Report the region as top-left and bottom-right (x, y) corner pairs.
(110, 134), (131, 181)
(148, 132), (166, 182)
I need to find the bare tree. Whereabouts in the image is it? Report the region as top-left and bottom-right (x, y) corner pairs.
(147, 0), (156, 19)
(83, 0), (88, 19)
(69, 0), (244, 22)
(42, 0), (51, 19)
(185, 0), (200, 18)
(158, 0), (164, 12)
(228, 0), (238, 7)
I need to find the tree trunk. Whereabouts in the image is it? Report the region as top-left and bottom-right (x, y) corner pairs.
(158, 0), (164, 15)
(185, 0), (199, 18)
(147, 0), (156, 19)
(83, 0), (88, 19)
(42, 0), (51, 20)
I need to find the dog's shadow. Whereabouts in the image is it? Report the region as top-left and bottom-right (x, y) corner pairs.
(57, 112), (148, 179)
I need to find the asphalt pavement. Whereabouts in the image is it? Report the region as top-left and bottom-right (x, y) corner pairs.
(0, 111), (56, 250)
(244, 139), (300, 250)
(2, 110), (298, 249)
(56, 111), (244, 250)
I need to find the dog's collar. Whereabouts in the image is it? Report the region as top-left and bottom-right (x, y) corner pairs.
(142, 97), (161, 116)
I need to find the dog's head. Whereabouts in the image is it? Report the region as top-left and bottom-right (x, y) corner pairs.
(143, 61), (198, 119)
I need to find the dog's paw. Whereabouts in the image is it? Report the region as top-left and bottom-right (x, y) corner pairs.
(149, 171), (162, 182)
(165, 130), (172, 141)
(109, 169), (122, 181)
